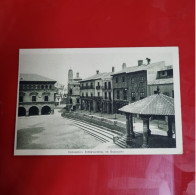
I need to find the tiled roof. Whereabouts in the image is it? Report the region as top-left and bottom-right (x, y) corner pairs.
(148, 78), (173, 85)
(20, 73), (56, 82)
(111, 61), (165, 76)
(80, 72), (112, 82)
(119, 94), (175, 116)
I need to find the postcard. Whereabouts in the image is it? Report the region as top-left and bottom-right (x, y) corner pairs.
(14, 47), (182, 155)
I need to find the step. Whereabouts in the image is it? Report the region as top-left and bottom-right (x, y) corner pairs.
(73, 121), (117, 138)
(68, 118), (119, 139)
(67, 117), (123, 136)
(74, 124), (112, 142)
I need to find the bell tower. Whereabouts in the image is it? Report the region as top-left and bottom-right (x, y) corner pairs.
(68, 69), (73, 83)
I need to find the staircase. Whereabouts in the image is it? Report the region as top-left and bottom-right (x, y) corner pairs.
(67, 118), (120, 144)
(67, 118), (142, 148)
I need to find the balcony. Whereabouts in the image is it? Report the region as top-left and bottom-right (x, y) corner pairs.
(96, 86), (101, 90)
(80, 86), (94, 89)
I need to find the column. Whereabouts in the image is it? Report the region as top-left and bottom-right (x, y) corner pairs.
(147, 118), (151, 135)
(126, 113), (132, 145)
(141, 115), (150, 148)
(130, 113), (135, 138)
(167, 115), (173, 138)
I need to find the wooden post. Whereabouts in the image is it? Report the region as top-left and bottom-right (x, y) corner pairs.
(147, 118), (151, 135)
(130, 113), (135, 138)
(141, 115), (150, 148)
(167, 115), (173, 138)
(126, 113), (132, 146)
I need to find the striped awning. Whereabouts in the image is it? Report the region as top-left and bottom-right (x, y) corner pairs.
(119, 94), (175, 116)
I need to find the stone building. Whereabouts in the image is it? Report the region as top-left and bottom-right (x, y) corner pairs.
(18, 74), (57, 116)
(54, 82), (66, 106)
(67, 69), (82, 111)
(80, 69), (114, 113)
(147, 65), (174, 97)
(102, 69), (114, 114)
(111, 61), (167, 113)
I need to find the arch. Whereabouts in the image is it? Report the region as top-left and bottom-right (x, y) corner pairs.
(41, 106), (51, 115)
(29, 106), (39, 116)
(18, 107), (26, 116)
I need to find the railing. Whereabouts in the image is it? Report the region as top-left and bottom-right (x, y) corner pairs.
(96, 86), (101, 90)
(80, 86), (95, 89)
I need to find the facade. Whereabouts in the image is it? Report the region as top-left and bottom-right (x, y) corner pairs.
(112, 61), (167, 113)
(18, 74), (57, 116)
(54, 82), (66, 106)
(67, 70), (82, 110)
(147, 65), (174, 97)
(80, 69), (114, 114)
(102, 71), (114, 114)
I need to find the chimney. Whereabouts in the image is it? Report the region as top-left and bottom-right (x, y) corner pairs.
(122, 63), (126, 70)
(146, 58), (151, 65)
(96, 70), (99, 74)
(138, 60), (143, 66)
(76, 72), (79, 78)
(112, 66), (115, 72)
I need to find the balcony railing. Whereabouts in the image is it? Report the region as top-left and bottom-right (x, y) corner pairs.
(80, 86), (94, 89)
(96, 86), (101, 90)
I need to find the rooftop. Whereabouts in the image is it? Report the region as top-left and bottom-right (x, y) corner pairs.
(119, 93), (175, 116)
(80, 72), (113, 82)
(20, 73), (56, 82)
(148, 78), (173, 85)
(111, 61), (165, 76)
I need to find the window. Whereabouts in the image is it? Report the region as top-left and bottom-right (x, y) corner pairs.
(49, 85), (52, 89)
(104, 82), (107, 89)
(98, 92), (100, 97)
(19, 96), (23, 102)
(108, 82), (111, 89)
(131, 92), (135, 101)
(70, 98), (72, 104)
(140, 92), (144, 99)
(82, 93), (84, 97)
(70, 89), (72, 95)
(168, 69), (173, 77)
(32, 96), (36, 102)
(131, 78), (135, 84)
(105, 92), (107, 99)
(91, 93), (93, 97)
(86, 92), (88, 97)
(122, 77), (125, 82)
(123, 90), (127, 100)
(116, 77), (118, 83)
(90, 82), (93, 88)
(41, 85), (44, 89)
(97, 82), (100, 86)
(44, 96), (48, 101)
(77, 99), (80, 103)
(117, 90), (120, 99)
(45, 85), (48, 89)
(109, 92), (111, 100)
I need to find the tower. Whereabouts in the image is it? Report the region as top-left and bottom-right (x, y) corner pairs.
(68, 69), (73, 83)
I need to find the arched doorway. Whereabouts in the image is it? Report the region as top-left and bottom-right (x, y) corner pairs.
(41, 106), (51, 115)
(29, 106), (39, 116)
(18, 107), (26, 116)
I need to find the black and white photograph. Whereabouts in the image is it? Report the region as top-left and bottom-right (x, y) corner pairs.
(14, 47), (182, 155)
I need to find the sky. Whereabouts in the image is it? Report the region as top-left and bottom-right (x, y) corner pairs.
(19, 47), (177, 86)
